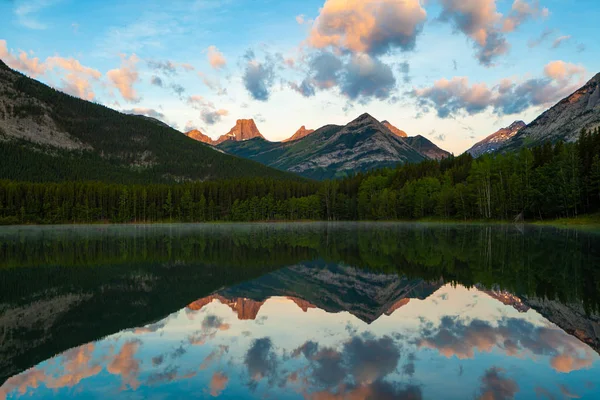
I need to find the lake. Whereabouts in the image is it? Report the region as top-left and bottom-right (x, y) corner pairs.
(0, 222), (599, 399)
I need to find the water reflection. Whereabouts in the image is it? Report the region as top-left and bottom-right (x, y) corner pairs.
(2, 283), (598, 399)
(0, 223), (599, 399)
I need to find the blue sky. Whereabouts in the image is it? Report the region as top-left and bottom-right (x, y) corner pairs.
(0, 0), (598, 153)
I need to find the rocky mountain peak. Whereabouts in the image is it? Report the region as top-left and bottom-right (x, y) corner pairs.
(508, 120), (526, 130)
(214, 118), (265, 145)
(283, 125), (315, 143)
(185, 129), (214, 145)
(381, 120), (408, 138)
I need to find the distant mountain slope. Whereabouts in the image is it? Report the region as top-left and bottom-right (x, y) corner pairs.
(404, 135), (451, 160)
(0, 60), (296, 183)
(218, 113), (427, 180)
(380, 120), (450, 160)
(466, 121), (525, 157)
(502, 73), (600, 151)
(283, 125), (315, 142)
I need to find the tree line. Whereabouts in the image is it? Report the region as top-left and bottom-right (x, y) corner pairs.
(1, 128), (599, 224)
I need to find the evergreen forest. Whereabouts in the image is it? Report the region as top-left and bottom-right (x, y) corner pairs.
(1, 128), (599, 225)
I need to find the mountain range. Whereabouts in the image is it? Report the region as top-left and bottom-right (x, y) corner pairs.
(187, 263), (600, 353)
(2, 56), (600, 183)
(192, 114), (450, 180)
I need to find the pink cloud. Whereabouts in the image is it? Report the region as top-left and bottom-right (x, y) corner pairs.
(209, 372), (229, 397)
(207, 46), (227, 70)
(0, 40), (47, 77)
(107, 54), (141, 103)
(307, 0), (427, 55)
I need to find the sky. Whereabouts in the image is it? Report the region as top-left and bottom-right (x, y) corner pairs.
(0, 0), (598, 154)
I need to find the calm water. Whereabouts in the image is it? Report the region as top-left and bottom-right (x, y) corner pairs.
(0, 223), (599, 399)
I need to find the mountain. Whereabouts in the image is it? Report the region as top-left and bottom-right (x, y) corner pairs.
(213, 119), (264, 145)
(218, 113), (427, 180)
(381, 120), (408, 138)
(466, 121), (526, 157)
(207, 262), (443, 324)
(404, 135), (451, 160)
(0, 60), (295, 183)
(502, 73), (600, 151)
(283, 125), (315, 142)
(185, 129), (214, 145)
(381, 120), (450, 160)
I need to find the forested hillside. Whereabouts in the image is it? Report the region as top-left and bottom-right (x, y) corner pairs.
(1, 128), (599, 224)
(0, 60), (298, 183)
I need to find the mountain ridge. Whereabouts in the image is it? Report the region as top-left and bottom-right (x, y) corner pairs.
(0, 59), (298, 183)
(218, 113), (428, 180)
(500, 72), (600, 151)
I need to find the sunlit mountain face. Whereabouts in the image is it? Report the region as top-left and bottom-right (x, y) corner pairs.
(0, 223), (599, 399)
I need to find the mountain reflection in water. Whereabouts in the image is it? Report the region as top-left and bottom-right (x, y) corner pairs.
(0, 223), (599, 399)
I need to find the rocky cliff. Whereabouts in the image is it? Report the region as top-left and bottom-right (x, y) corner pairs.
(214, 119), (265, 145)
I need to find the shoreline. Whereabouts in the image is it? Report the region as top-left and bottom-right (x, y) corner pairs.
(1, 215), (599, 230)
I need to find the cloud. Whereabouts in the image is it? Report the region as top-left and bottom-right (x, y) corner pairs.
(46, 56), (102, 100)
(296, 14), (305, 24)
(107, 340), (142, 390)
(502, 0), (549, 32)
(170, 83), (186, 99)
(477, 367), (519, 400)
(122, 108), (165, 120)
(0, 40), (47, 77)
(307, 0), (427, 56)
(207, 46), (227, 69)
(146, 58), (195, 75)
(543, 60), (586, 82)
(187, 95), (229, 125)
(242, 52), (277, 101)
(414, 61), (587, 118)
(201, 315), (230, 331)
(150, 75), (163, 87)
(14, 0), (61, 30)
(107, 54), (141, 103)
(341, 54), (396, 101)
(244, 337), (278, 382)
(528, 27), (555, 48)
(343, 336), (400, 384)
(438, 0), (548, 66)
(201, 109), (229, 125)
(291, 51), (396, 102)
(308, 382), (422, 400)
(0, 343), (102, 398)
(552, 35), (572, 49)
(417, 316), (595, 373)
(210, 372), (229, 397)
(0, 42), (102, 100)
(399, 62), (411, 84)
(200, 345), (230, 371)
(198, 72), (227, 96)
